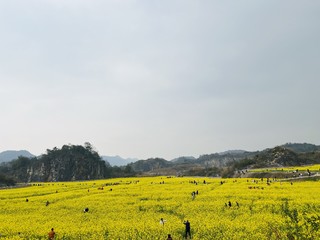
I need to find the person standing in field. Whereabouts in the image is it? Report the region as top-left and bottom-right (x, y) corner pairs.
(167, 233), (173, 240)
(48, 228), (55, 240)
(183, 220), (191, 239)
(160, 218), (166, 226)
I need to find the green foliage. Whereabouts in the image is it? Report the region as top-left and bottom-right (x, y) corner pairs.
(232, 158), (257, 169)
(185, 166), (220, 176)
(281, 200), (320, 240)
(0, 173), (16, 186)
(220, 166), (236, 178)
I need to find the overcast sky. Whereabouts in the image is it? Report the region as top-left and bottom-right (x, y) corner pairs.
(1, 0), (319, 160)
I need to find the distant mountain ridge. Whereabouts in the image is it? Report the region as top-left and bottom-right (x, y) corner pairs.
(281, 143), (320, 153)
(102, 155), (138, 166)
(218, 150), (247, 155)
(0, 150), (35, 163)
(128, 143), (320, 177)
(1, 142), (319, 184)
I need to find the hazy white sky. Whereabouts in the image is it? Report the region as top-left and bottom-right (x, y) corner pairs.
(1, 0), (319, 159)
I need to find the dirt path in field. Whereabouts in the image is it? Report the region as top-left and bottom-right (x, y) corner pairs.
(279, 173), (320, 182)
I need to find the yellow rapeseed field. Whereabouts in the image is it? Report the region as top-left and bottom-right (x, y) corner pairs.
(0, 176), (320, 239)
(249, 164), (320, 173)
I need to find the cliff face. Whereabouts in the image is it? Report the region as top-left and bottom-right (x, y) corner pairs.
(1, 144), (108, 182)
(25, 156), (106, 182)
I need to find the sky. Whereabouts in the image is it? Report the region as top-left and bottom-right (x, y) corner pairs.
(1, 0), (319, 160)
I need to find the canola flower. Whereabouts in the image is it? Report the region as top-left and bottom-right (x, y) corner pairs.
(249, 164), (320, 173)
(0, 176), (320, 239)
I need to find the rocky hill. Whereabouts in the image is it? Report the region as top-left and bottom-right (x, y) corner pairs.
(128, 143), (320, 177)
(0, 143), (134, 184)
(0, 144), (107, 182)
